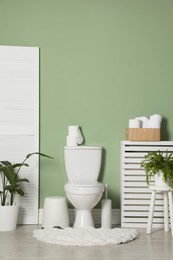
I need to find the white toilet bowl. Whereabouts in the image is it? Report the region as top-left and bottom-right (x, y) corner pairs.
(65, 182), (104, 228)
(64, 145), (104, 228)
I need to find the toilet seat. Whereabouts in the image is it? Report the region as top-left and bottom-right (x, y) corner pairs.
(64, 182), (104, 194)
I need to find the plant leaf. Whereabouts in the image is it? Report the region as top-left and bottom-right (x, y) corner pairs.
(0, 161), (12, 166)
(16, 188), (24, 196)
(0, 165), (15, 184)
(26, 152), (54, 159)
(17, 178), (29, 183)
(4, 183), (19, 192)
(12, 163), (29, 169)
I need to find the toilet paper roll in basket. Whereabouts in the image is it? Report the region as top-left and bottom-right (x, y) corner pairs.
(147, 114), (162, 128)
(128, 119), (142, 128)
(135, 116), (149, 128)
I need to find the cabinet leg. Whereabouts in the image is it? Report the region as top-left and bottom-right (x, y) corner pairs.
(164, 192), (169, 232)
(147, 190), (156, 234)
(168, 191), (173, 236)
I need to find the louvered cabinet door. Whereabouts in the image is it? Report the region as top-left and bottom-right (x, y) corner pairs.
(121, 141), (173, 228)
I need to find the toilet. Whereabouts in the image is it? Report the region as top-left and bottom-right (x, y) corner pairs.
(64, 146), (104, 228)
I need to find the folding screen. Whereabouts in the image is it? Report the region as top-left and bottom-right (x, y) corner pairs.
(0, 45), (39, 224)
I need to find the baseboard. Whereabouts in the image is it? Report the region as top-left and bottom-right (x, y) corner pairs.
(39, 208), (121, 226)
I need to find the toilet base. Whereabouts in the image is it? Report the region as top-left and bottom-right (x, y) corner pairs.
(73, 209), (94, 228)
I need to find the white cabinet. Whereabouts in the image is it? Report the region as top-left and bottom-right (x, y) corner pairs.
(121, 141), (173, 228)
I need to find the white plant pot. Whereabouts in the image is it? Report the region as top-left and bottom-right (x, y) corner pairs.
(0, 204), (19, 231)
(154, 171), (169, 187)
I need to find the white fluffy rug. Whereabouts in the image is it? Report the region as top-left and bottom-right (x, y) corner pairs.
(33, 227), (138, 247)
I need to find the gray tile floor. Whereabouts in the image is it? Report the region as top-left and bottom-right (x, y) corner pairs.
(0, 225), (173, 260)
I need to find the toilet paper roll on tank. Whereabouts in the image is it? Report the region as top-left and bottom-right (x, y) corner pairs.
(66, 126), (84, 146)
(128, 114), (162, 129)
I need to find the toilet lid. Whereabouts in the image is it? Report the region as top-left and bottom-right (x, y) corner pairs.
(64, 146), (102, 150)
(65, 182), (104, 190)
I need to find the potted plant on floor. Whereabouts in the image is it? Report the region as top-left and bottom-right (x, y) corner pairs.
(141, 150), (173, 188)
(0, 152), (53, 231)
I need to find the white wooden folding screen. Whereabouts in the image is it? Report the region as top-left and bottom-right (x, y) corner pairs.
(121, 141), (173, 228)
(0, 45), (39, 224)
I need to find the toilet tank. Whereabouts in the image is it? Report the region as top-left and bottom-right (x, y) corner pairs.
(64, 146), (102, 184)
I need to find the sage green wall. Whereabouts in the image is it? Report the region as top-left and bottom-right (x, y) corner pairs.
(1, 0), (173, 208)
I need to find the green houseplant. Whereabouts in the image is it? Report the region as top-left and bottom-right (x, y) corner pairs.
(141, 150), (173, 188)
(0, 152), (53, 231)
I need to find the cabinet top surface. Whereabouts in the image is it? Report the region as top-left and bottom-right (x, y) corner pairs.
(121, 141), (173, 145)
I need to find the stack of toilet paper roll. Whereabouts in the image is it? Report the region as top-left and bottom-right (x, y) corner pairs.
(128, 114), (162, 129)
(66, 125), (84, 146)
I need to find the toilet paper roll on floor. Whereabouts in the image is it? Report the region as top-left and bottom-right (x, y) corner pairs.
(42, 197), (69, 229)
